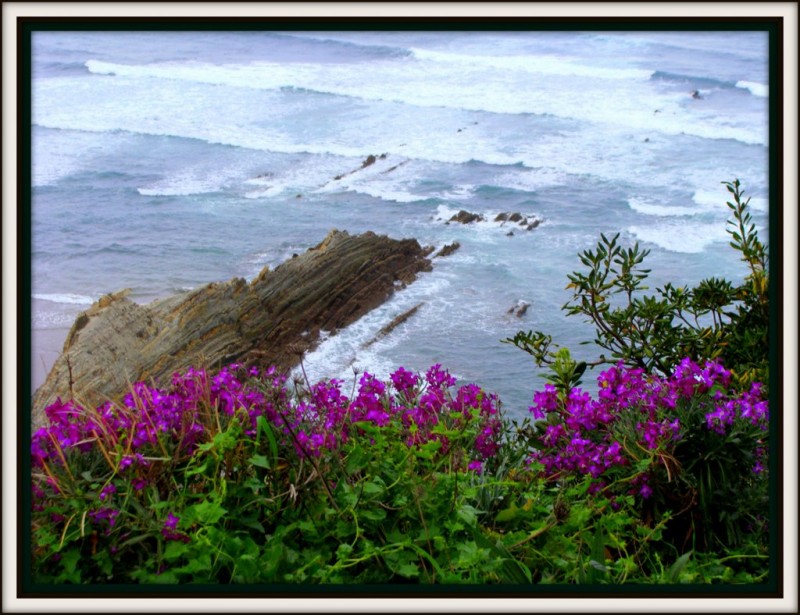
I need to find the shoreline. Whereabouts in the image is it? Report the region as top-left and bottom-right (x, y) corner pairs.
(31, 326), (69, 396)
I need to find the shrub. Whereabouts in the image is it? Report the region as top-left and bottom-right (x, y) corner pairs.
(504, 179), (769, 393)
(30, 363), (508, 584)
(30, 358), (769, 585)
(525, 356), (769, 553)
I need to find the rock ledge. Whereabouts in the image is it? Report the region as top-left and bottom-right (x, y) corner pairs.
(31, 230), (433, 426)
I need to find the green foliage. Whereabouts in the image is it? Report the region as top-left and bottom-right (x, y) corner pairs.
(504, 179), (769, 392)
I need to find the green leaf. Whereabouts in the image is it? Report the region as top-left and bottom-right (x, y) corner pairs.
(667, 551), (693, 583)
(256, 415), (280, 468)
(345, 446), (369, 474)
(248, 454), (271, 470)
(362, 478), (385, 497)
(397, 562), (420, 578)
(361, 507), (387, 523)
(190, 500), (228, 525)
(184, 461), (208, 477)
(172, 552), (212, 576)
(55, 548), (82, 584)
(495, 504), (521, 523)
(163, 540), (189, 561)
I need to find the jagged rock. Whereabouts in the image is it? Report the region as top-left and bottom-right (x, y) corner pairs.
(495, 213), (509, 222)
(31, 230), (433, 427)
(334, 154), (389, 181)
(435, 242), (461, 258)
(449, 210), (484, 224)
(508, 212), (524, 223)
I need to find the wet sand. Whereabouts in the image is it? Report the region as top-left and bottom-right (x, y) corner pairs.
(31, 327), (69, 395)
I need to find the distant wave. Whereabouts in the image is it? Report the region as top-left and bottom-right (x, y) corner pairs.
(628, 198), (700, 217)
(410, 47), (654, 81)
(628, 220), (727, 254)
(735, 80), (769, 98)
(284, 33), (413, 60)
(33, 293), (96, 305)
(650, 70), (736, 90)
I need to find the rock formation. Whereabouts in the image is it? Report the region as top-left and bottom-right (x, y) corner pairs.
(31, 230), (433, 427)
(435, 242), (461, 258)
(507, 300), (530, 318)
(449, 210), (485, 224)
(447, 210), (542, 230)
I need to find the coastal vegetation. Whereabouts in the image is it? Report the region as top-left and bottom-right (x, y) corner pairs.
(29, 181), (771, 586)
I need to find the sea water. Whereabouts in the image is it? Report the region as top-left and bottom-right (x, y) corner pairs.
(29, 30), (770, 420)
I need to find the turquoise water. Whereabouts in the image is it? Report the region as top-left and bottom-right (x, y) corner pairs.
(30, 30), (770, 419)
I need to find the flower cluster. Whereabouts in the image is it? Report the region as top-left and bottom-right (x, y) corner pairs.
(527, 358), (769, 500)
(260, 364), (502, 468)
(31, 363), (502, 519)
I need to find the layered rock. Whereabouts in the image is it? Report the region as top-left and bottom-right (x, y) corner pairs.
(31, 230), (433, 427)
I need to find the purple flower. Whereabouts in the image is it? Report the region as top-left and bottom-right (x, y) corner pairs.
(99, 483), (117, 501)
(425, 364), (456, 389)
(468, 460), (484, 473)
(89, 507), (120, 528)
(164, 513), (180, 531)
(390, 367), (419, 394)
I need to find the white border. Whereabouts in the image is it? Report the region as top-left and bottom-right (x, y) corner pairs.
(3, 2), (797, 613)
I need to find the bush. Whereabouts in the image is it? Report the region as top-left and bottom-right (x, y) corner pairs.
(30, 359), (768, 585)
(525, 356), (769, 553)
(504, 179), (769, 393)
(31, 363), (510, 584)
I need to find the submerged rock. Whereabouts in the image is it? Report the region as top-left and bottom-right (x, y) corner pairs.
(362, 303), (424, 348)
(31, 230), (433, 427)
(449, 210), (542, 231)
(449, 210), (484, 224)
(507, 300), (530, 318)
(435, 242), (461, 258)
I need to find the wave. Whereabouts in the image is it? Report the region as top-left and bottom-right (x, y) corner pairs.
(650, 70), (737, 90)
(628, 220), (728, 254)
(735, 80), (769, 98)
(410, 47), (655, 81)
(76, 58), (766, 149)
(297, 272), (452, 387)
(628, 198), (701, 217)
(33, 293), (96, 305)
(282, 32), (413, 61)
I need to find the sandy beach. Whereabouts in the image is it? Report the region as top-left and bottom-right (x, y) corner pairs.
(31, 326), (69, 395)
(31, 294), (78, 395)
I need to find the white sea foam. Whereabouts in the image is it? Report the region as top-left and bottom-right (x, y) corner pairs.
(297, 273), (451, 387)
(628, 198), (700, 217)
(628, 220), (728, 254)
(735, 80), (769, 98)
(243, 185), (286, 200)
(138, 179), (223, 197)
(409, 47), (655, 81)
(80, 55), (765, 148)
(32, 311), (77, 329)
(33, 293), (96, 305)
(692, 188), (768, 213)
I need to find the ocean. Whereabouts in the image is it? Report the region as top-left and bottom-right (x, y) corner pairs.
(29, 29), (770, 421)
